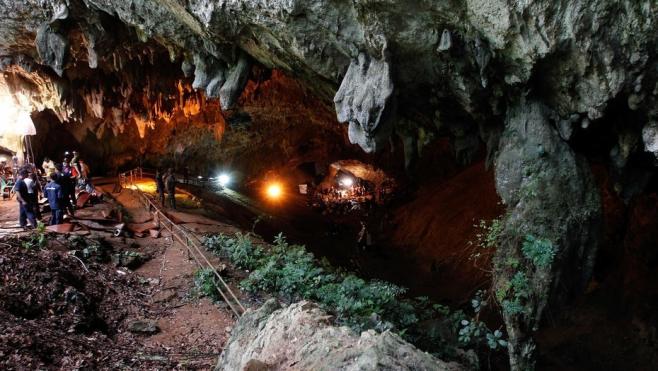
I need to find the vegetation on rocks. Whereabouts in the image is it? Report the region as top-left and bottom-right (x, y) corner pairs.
(201, 232), (508, 360)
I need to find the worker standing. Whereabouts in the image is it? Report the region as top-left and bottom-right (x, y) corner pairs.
(165, 168), (176, 210)
(44, 173), (63, 225)
(55, 164), (75, 217)
(155, 168), (165, 205)
(27, 171), (42, 220)
(14, 169), (36, 229)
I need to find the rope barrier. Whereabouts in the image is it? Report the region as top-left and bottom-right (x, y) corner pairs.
(118, 168), (245, 317)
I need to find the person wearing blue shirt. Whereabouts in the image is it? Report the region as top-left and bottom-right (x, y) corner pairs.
(44, 173), (63, 225)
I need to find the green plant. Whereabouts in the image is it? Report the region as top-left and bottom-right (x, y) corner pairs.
(206, 232), (419, 333)
(193, 268), (221, 302)
(521, 234), (556, 267)
(457, 290), (508, 351)
(469, 217), (503, 265)
(204, 231), (509, 357)
(475, 218), (503, 249)
(486, 329), (508, 350)
(22, 222), (47, 250)
(204, 233), (264, 270)
(501, 271), (531, 316)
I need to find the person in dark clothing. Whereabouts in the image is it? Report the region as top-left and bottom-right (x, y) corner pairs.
(28, 172), (42, 220)
(155, 168), (165, 205)
(44, 173), (63, 225)
(14, 170), (36, 228)
(55, 164), (75, 216)
(165, 168), (176, 210)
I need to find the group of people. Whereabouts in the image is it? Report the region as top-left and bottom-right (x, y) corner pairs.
(13, 151), (91, 229)
(311, 180), (377, 217)
(155, 168), (177, 210)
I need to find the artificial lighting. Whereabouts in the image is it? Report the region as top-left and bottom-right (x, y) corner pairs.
(198, 175), (203, 179)
(218, 173), (230, 187)
(339, 177), (354, 188)
(0, 156), (6, 163)
(266, 182), (283, 200)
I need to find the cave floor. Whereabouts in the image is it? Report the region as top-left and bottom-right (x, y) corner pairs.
(1, 181), (240, 368)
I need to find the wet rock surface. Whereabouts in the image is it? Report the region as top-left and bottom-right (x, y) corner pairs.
(217, 299), (464, 371)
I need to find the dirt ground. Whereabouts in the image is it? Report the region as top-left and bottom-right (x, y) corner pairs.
(0, 180), (240, 370)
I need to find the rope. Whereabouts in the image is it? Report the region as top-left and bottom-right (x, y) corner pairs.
(117, 168), (246, 317)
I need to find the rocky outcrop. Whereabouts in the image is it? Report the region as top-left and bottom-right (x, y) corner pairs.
(216, 300), (464, 371)
(493, 100), (602, 370)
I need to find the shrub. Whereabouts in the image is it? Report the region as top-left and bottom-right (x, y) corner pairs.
(205, 232), (418, 332)
(521, 234), (556, 268)
(475, 218), (503, 249)
(193, 268), (221, 302)
(204, 231), (509, 357)
(314, 274), (415, 332)
(204, 232), (264, 270)
(501, 271), (531, 316)
(22, 222), (47, 250)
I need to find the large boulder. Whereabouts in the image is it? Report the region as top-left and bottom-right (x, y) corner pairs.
(216, 300), (464, 371)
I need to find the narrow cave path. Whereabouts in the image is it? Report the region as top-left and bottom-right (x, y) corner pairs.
(93, 183), (240, 368)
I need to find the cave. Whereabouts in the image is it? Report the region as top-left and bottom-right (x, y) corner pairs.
(1, 1), (657, 370)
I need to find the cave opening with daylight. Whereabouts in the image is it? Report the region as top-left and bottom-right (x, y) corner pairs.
(0, 2), (657, 371)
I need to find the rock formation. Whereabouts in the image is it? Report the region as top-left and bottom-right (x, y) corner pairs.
(0, 1), (657, 369)
(216, 299), (465, 371)
(494, 100), (602, 369)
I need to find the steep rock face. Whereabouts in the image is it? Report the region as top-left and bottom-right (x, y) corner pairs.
(216, 300), (465, 371)
(493, 100), (601, 370)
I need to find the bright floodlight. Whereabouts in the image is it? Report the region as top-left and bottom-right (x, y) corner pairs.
(266, 183), (283, 199)
(218, 173), (230, 187)
(340, 177), (354, 187)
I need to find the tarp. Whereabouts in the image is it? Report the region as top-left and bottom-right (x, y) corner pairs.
(0, 113), (36, 135)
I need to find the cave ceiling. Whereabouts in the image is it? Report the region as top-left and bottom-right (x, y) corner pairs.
(0, 0), (656, 163)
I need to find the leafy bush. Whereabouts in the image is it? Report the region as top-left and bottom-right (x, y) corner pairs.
(314, 274), (416, 332)
(193, 268), (221, 302)
(469, 217), (503, 265)
(521, 234), (556, 267)
(204, 233), (264, 270)
(205, 232), (418, 333)
(457, 290), (508, 351)
(501, 271), (531, 316)
(22, 222), (47, 250)
(204, 231), (509, 356)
